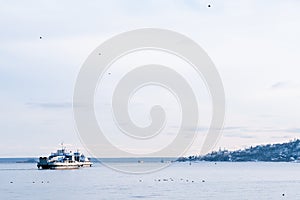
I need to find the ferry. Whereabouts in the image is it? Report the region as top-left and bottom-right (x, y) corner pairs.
(37, 144), (93, 170)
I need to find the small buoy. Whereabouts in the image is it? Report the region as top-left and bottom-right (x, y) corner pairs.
(208, 4), (211, 8)
(282, 193), (285, 196)
(202, 180), (205, 182)
(32, 181), (35, 183)
(10, 181), (13, 183)
(39, 36), (42, 39)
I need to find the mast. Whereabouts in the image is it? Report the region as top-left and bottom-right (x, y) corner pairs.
(60, 142), (66, 153)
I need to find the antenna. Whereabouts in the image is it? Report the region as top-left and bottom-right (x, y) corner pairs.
(60, 142), (65, 150)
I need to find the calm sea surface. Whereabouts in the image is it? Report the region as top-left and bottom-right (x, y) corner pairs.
(1, 161), (300, 200)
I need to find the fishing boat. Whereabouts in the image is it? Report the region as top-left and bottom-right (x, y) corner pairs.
(37, 144), (93, 170)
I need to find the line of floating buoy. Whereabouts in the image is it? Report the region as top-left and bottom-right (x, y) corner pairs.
(152, 178), (201, 183)
(32, 181), (50, 184)
(9, 181), (50, 184)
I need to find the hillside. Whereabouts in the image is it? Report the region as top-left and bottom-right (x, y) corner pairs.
(178, 139), (300, 162)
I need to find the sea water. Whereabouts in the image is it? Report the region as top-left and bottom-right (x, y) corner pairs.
(1, 161), (300, 199)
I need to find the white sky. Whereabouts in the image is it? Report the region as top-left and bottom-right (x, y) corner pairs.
(1, 0), (300, 157)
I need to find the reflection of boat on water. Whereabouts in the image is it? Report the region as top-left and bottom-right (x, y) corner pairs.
(37, 144), (93, 170)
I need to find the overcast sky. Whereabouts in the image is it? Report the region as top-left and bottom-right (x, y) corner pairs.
(1, 0), (300, 157)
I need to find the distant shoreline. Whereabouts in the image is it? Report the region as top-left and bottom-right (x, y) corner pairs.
(1, 158), (300, 164)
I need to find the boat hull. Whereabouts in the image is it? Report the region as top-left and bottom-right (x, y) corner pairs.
(37, 161), (92, 170)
